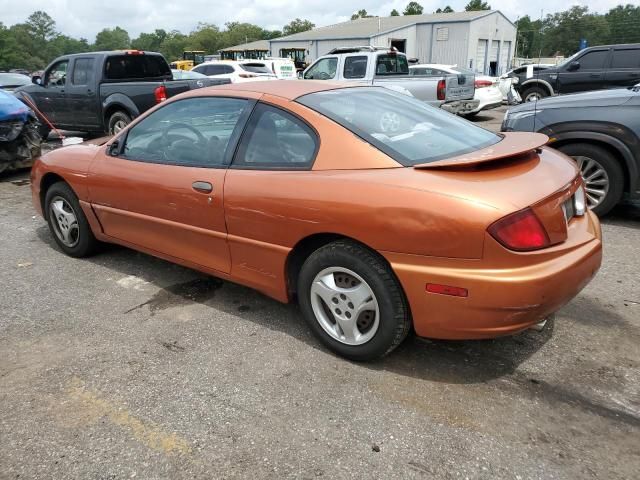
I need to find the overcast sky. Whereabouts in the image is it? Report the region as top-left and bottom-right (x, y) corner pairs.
(0, 0), (632, 40)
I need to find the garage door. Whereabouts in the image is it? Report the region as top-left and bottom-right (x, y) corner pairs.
(489, 40), (500, 76)
(476, 40), (488, 74)
(499, 41), (511, 74)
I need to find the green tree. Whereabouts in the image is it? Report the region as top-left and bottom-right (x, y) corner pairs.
(93, 26), (130, 50)
(158, 30), (189, 61)
(282, 18), (315, 36)
(541, 6), (609, 56)
(390, 9), (400, 16)
(605, 4), (640, 44)
(465, 0), (491, 11)
(436, 6), (454, 13)
(403, 2), (424, 15)
(221, 22), (267, 48)
(351, 9), (372, 20)
(131, 29), (168, 53)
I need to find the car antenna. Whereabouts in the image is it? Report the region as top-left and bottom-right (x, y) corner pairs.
(533, 9), (544, 133)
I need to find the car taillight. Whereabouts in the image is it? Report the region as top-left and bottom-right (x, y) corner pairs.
(154, 85), (167, 103)
(437, 79), (446, 100)
(474, 79), (493, 88)
(239, 73), (256, 78)
(488, 208), (550, 251)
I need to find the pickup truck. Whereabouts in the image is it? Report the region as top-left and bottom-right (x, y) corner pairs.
(302, 47), (478, 115)
(508, 44), (640, 102)
(14, 50), (231, 138)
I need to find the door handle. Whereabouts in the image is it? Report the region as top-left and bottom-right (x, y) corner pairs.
(192, 181), (213, 194)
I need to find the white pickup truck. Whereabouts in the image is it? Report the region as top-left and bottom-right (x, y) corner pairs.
(301, 46), (479, 115)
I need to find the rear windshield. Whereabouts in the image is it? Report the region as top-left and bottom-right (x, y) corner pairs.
(0, 73), (31, 86)
(375, 54), (409, 76)
(240, 63), (272, 74)
(298, 87), (500, 166)
(104, 54), (171, 81)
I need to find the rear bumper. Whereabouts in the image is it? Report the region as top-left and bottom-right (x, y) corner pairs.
(441, 99), (480, 115)
(382, 211), (602, 339)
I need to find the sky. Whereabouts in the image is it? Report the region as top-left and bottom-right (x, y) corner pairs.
(0, 0), (633, 41)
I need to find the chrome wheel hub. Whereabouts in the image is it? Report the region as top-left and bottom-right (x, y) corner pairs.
(112, 120), (127, 134)
(575, 156), (609, 209)
(379, 112), (401, 133)
(310, 267), (379, 346)
(49, 197), (79, 247)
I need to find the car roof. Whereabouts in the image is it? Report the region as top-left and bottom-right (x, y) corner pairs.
(187, 80), (359, 101)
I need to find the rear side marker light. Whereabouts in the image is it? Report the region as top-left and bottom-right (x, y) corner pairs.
(574, 185), (586, 216)
(426, 283), (468, 297)
(474, 79), (493, 88)
(488, 207), (551, 252)
(154, 85), (167, 103)
(437, 79), (446, 100)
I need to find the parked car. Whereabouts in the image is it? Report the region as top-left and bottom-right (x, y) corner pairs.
(30, 82), (602, 361)
(506, 44), (640, 102)
(13, 50), (230, 137)
(410, 64), (503, 116)
(171, 69), (207, 80)
(302, 46), (479, 115)
(502, 84), (640, 216)
(0, 89), (41, 173)
(0, 72), (31, 91)
(191, 60), (277, 83)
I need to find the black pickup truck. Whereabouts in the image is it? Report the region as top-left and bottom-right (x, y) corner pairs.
(509, 44), (640, 102)
(14, 50), (230, 137)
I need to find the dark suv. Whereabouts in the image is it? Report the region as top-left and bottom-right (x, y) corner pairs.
(508, 44), (640, 102)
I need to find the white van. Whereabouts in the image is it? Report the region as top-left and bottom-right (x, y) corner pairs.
(263, 58), (297, 79)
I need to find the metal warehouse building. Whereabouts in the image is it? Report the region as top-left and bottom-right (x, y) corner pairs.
(267, 10), (516, 75)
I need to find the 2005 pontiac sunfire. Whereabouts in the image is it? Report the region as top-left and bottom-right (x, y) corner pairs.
(31, 81), (602, 360)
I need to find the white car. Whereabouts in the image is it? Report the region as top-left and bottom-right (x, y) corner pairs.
(262, 57), (297, 79)
(191, 61), (276, 83)
(410, 64), (504, 116)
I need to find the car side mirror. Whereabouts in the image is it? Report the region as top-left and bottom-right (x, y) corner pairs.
(567, 61), (580, 72)
(108, 140), (120, 156)
(32, 76), (42, 85)
(297, 71), (303, 79)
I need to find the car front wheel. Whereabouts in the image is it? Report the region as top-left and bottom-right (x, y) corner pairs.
(297, 240), (411, 361)
(522, 86), (548, 102)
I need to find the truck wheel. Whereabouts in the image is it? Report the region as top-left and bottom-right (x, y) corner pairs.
(522, 86), (548, 102)
(557, 143), (624, 217)
(297, 239), (411, 361)
(108, 111), (131, 135)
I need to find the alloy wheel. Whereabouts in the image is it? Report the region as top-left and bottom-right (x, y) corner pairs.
(49, 196), (80, 247)
(575, 155), (610, 209)
(310, 267), (379, 346)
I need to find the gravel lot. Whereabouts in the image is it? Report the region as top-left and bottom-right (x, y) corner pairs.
(1, 107), (639, 479)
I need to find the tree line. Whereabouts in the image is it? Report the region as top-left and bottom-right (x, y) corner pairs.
(1, 3), (639, 71)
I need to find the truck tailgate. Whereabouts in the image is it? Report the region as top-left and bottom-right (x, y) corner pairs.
(444, 74), (475, 101)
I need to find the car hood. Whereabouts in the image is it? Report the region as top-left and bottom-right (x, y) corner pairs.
(509, 88), (634, 113)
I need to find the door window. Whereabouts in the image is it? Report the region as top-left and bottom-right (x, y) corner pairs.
(304, 57), (338, 80)
(121, 97), (250, 167)
(46, 61), (68, 87)
(344, 56), (367, 79)
(576, 50), (608, 70)
(233, 103), (318, 170)
(71, 58), (95, 86)
(611, 49), (640, 69)
(375, 54), (409, 75)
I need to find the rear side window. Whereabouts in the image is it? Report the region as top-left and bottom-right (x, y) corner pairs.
(240, 63), (271, 74)
(611, 49), (640, 69)
(577, 50), (608, 70)
(233, 103), (318, 170)
(104, 55), (171, 80)
(72, 58), (94, 85)
(344, 56), (367, 79)
(375, 54), (409, 75)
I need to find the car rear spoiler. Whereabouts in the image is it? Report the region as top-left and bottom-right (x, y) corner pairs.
(413, 132), (549, 169)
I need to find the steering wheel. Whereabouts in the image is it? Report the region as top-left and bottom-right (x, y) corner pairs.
(161, 122), (206, 144)
(317, 71), (331, 80)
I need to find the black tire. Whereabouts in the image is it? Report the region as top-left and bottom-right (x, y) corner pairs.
(557, 143), (624, 217)
(463, 111), (479, 119)
(297, 240), (411, 361)
(521, 85), (548, 102)
(107, 111), (131, 135)
(44, 182), (97, 257)
(38, 122), (51, 141)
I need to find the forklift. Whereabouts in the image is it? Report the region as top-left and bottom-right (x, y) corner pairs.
(170, 51), (206, 70)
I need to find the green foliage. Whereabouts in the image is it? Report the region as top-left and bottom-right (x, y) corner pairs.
(94, 27), (131, 51)
(403, 2), (424, 15)
(351, 9), (372, 20)
(390, 9), (400, 16)
(436, 6), (454, 13)
(283, 18), (315, 36)
(465, 0), (490, 11)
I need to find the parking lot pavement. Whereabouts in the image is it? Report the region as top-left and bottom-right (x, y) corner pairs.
(470, 105), (508, 131)
(1, 147), (639, 478)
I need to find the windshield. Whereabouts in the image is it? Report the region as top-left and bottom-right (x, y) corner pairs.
(240, 63), (272, 74)
(556, 51), (581, 69)
(298, 87), (500, 166)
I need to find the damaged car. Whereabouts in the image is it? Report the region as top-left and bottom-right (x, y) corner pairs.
(0, 89), (41, 173)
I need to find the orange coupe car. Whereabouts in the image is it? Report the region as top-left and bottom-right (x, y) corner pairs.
(31, 81), (602, 360)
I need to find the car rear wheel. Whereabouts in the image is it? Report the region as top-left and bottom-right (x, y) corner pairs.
(558, 143), (624, 216)
(297, 240), (411, 361)
(522, 86), (548, 102)
(45, 182), (97, 257)
(108, 111), (131, 135)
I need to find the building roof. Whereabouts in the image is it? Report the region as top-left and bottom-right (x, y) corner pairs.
(220, 39), (270, 52)
(270, 11), (502, 43)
